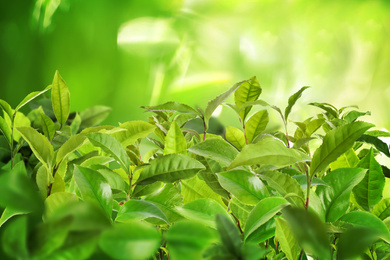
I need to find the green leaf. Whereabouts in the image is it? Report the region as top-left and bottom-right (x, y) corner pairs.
(0, 207), (29, 228)
(16, 85), (51, 112)
(228, 136), (311, 170)
(74, 166), (113, 218)
(40, 111), (56, 141)
(44, 192), (79, 220)
(309, 102), (339, 118)
(282, 207), (331, 259)
(80, 105), (111, 129)
(176, 198), (232, 229)
(292, 175), (328, 190)
(86, 132), (130, 172)
(99, 222), (161, 260)
(8, 112), (31, 142)
(112, 120), (156, 147)
(373, 198), (390, 220)
(0, 115), (12, 147)
(51, 71), (70, 126)
(164, 121), (187, 155)
(329, 148), (359, 170)
(353, 148), (385, 210)
(225, 126), (246, 150)
(216, 214), (242, 257)
(245, 110), (269, 144)
(245, 218), (276, 244)
(51, 172), (66, 194)
(70, 112), (82, 134)
(343, 110), (371, 123)
(0, 99), (13, 119)
(116, 199), (169, 224)
(145, 101), (201, 116)
(234, 76), (262, 121)
(316, 167), (366, 222)
(56, 134), (87, 165)
(188, 138), (238, 165)
(339, 211), (390, 243)
(285, 86), (309, 121)
(16, 126), (54, 168)
(244, 197), (289, 241)
(310, 121), (374, 175)
(217, 170), (268, 205)
(94, 166), (126, 191)
(229, 197), (253, 230)
(357, 134), (390, 158)
(137, 154), (205, 185)
(198, 157), (229, 197)
(165, 221), (218, 260)
(275, 217), (301, 260)
(2, 215), (29, 259)
(181, 176), (225, 206)
(204, 80), (244, 130)
(366, 130), (390, 137)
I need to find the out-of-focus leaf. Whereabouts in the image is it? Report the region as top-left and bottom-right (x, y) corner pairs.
(137, 154), (205, 185)
(310, 121), (374, 175)
(80, 105), (111, 129)
(164, 121), (187, 155)
(112, 120), (156, 147)
(116, 199), (169, 224)
(309, 102), (339, 118)
(353, 148), (385, 210)
(282, 207), (330, 259)
(217, 170), (268, 205)
(225, 126), (246, 150)
(244, 197), (289, 241)
(176, 198), (232, 229)
(343, 110), (371, 123)
(2, 215), (29, 259)
(216, 214), (242, 257)
(51, 172), (66, 194)
(74, 166), (113, 218)
(228, 137), (310, 170)
(188, 138), (238, 165)
(245, 110), (269, 144)
(44, 192), (79, 220)
(234, 76), (262, 121)
(70, 112), (82, 134)
(86, 132), (130, 171)
(16, 126), (54, 168)
(165, 221), (218, 260)
(51, 71), (70, 126)
(204, 80), (244, 130)
(0, 116), (11, 147)
(285, 86), (309, 121)
(145, 101), (201, 115)
(99, 222), (160, 260)
(260, 170), (305, 207)
(0, 207), (29, 228)
(316, 167), (366, 222)
(292, 175), (328, 190)
(275, 217), (301, 260)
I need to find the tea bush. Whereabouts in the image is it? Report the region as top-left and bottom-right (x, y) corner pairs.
(0, 71), (390, 259)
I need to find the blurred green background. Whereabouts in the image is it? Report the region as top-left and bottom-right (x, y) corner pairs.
(1, 0), (389, 129)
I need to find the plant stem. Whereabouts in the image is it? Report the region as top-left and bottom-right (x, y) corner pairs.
(305, 168), (311, 210)
(299, 249), (304, 260)
(242, 120), (248, 145)
(202, 118), (207, 141)
(10, 113), (16, 169)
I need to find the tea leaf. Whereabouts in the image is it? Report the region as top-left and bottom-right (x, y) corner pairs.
(310, 121), (374, 176)
(343, 110), (371, 123)
(225, 126), (246, 150)
(44, 192), (79, 220)
(197, 157), (229, 197)
(260, 170), (305, 207)
(40, 111), (56, 141)
(16, 85), (52, 112)
(116, 199), (169, 224)
(164, 121), (187, 155)
(245, 110), (269, 143)
(2, 215), (29, 259)
(230, 197), (253, 229)
(309, 102), (339, 118)
(316, 167), (366, 222)
(216, 214), (242, 257)
(357, 134), (390, 158)
(176, 198), (232, 229)
(86, 132), (131, 172)
(51, 71), (70, 126)
(204, 80), (244, 131)
(74, 166), (113, 218)
(0, 99), (13, 119)
(275, 217), (301, 260)
(217, 170), (268, 205)
(137, 154), (205, 185)
(112, 120), (156, 147)
(244, 197), (289, 241)
(99, 222), (160, 260)
(181, 175), (225, 206)
(285, 86), (309, 122)
(329, 148), (359, 170)
(0, 207), (29, 228)
(56, 134), (88, 165)
(339, 211), (390, 243)
(372, 198), (390, 220)
(144, 101), (201, 116)
(7, 112), (31, 142)
(0, 115), (12, 146)
(234, 76), (262, 121)
(188, 138), (238, 165)
(228, 136), (311, 170)
(80, 105), (111, 129)
(16, 126), (54, 168)
(94, 166), (126, 191)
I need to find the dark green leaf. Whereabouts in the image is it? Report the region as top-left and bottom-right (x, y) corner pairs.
(310, 121), (374, 175)
(357, 134), (390, 158)
(1, 215), (29, 259)
(285, 86), (309, 121)
(228, 136), (311, 170)
(188, 138), (238, 165)
(316, 167), (366, 222)
(309, 102), (339, 118)
(198, 157), (229, 197)
(74, 166), (113, 218)
(137, 154), (205, 185)
(216, 214), (242, 257)
(99, 222), (160, 260)
(234, 76), (262, 121)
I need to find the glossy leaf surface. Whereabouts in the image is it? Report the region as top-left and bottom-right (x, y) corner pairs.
(51, 71), (70, 126)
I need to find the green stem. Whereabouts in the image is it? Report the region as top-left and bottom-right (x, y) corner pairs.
(305, 167), (311, 210)
(127, 169), (133, 200)
(202, 118), (207, 141)
(242, 120), (248, 145)
(10, 113), (16, 169)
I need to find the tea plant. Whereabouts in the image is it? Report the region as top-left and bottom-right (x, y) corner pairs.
(0, 71), (390, 259)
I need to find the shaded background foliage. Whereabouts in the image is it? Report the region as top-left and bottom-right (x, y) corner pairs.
(1, 0), (390, 128)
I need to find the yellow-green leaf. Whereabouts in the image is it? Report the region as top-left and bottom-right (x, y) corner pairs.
(51, 70), (70, 126)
